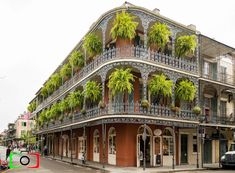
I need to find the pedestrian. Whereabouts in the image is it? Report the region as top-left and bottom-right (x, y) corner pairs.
(44, 145), (48, 156)
(5, 146), (11, 161)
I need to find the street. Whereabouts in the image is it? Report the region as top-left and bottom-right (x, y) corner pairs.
(0, 146), (106, 173)
(1, 146), (235, 173)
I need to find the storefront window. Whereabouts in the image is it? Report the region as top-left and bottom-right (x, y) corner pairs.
(193, 135), (197, 153)
(79, 137), (86, 154)
(162, 129), (173, 156)
(108, 127), (116, 155)
(93, 130), (99, 153)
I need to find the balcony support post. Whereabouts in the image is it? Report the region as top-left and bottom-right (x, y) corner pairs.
(217, 87), (221, 122)
(53, 132), (55, 159)
(172, 125), (175, 170)
(70, 127), (73, 163)
(102, 120), (106, 168)
(99, 16), (112, 52)
(61, 131), (63, 160)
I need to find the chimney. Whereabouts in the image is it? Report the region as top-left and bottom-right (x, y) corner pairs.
(153, 8), (160, 15)
(187, 24), (196, 31)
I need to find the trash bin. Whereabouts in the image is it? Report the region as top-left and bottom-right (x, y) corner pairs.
(156, 154), (161, 165)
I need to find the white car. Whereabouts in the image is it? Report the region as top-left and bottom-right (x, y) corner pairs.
(221, 144), (235, 168)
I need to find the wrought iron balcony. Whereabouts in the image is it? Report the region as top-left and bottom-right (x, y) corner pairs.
(36, 46), (198, 113)
(200, 113), (235, 125)
(38, 102), (197, 132)
(202, 70), (235, 86)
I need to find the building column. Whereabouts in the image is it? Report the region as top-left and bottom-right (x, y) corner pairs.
(99, 16), (112, 52)
(70, 127), (73, 163)
(102, 120), (106, 168)
(61, 131), (63, 160)
(196, 125), (199, 168)
(53, 132), (55, 159)
(172, 125), (175, 169)
(217, 87), (221, 121)
(83, 125), (86, 164)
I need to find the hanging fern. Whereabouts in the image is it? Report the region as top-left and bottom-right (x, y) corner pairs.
(148, 74), (173, 97)
(83, 33), (102, 57)
(175, 79), (196, 101)
(175, 35), (197, 58)
(111, 11), (138, 40)
(148, 22), (171, 50)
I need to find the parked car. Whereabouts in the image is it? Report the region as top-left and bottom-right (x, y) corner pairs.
(221, 143), (235, 168)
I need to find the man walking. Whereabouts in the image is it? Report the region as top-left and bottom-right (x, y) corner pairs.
(5, 146), (11, 161)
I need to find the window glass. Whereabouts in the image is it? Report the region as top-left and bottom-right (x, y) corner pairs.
(193, 135), (197, 153)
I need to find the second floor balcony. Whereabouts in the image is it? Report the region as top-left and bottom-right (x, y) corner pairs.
(35, 46), (198, 113)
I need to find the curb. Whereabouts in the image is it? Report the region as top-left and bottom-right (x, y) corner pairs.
(45, 157), (105, 171)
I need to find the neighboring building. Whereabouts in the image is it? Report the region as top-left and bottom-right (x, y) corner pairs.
(29, 3), (235, 168)
(5, 123), (16, 146)
(15, 112), (35, 146)
(0, 131), (7, 146)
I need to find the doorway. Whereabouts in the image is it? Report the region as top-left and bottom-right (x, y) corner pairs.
(180, 134), (188, 164)
(139, 135), (151, 167)
(204, 139), (212, 163)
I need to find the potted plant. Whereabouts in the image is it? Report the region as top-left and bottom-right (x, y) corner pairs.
(81, 109), (86, 115)
(110, 11), (138, 55)
(69, 50), (84, 74)
(83, 33), (102, 59)
(60, 63), (72, 82)
(108, 68), (135, 105)
(148, 74), (173, 98)
(192, 106), (201, 115)
(98, 100), (106, 109)
(170, 104), (181, 113)
(50, 73), (62, 91)
(175, 35), (197, 58)
(84, 81), (102, 104)
(141, 99), (150, 109)
(175, 79), (196, 102)
(148, 22), (171, 52)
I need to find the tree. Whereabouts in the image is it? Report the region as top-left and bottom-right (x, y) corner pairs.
(175, 79), (196, 101)
(69, 50), (84, 74)
(175, 35), (197, 58)
(83, 33), (102, 58)
(21, 130), (35, 145)
(108, 68), (135, 96)
(148, 74), (173, 97)
(84, 81), (102, 103)
(111, 11), (138, 40)
(148, 22), (171, 51)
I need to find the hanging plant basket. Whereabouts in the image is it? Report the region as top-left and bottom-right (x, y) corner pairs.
(192, 106), (201, 115)
(141, 99), (150, 109)
(98, 101), (106, 109)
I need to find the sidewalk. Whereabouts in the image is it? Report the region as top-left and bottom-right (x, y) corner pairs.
(45, 155), (221, 173)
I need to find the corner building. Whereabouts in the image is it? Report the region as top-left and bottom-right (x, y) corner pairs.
(29, 3), (235, 168)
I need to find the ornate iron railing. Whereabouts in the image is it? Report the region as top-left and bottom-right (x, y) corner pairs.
(200, 113), (235, 125)
(202, 69), (235, 86)
(35, 46), (197, 113)
(40, 103), (197, 131)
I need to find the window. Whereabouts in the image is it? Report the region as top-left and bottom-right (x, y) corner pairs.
(220, 66), (227, 82)
(21, 122), (26, 127)
(108, 127), (116, 155)
(21, 130), (26, 136)
(220, 101), (227, 117)
(162, 128), (173, 156)
(93, 130), (100, 153)
(203, 62), (210, 77)
(193, 135), (198, 153)
(79, 137), (86, 154)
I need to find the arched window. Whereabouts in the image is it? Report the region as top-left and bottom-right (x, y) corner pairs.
(162, 128), (173, 156)
(93, 129), (99, 153)
(108, 127), (116, 155)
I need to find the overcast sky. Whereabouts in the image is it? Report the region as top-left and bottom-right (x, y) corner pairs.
(0, 0), (235, 132)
